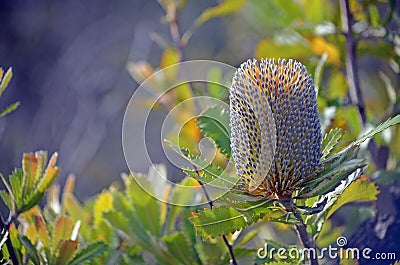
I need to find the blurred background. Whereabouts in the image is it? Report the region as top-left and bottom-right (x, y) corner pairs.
(2, 0), (399, 199)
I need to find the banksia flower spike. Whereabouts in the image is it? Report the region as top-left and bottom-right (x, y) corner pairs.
(230, 59), (323, 200)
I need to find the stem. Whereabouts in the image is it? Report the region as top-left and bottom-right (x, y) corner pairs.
(197, 179), (238, 265)
(280, 198), (318, 265)
(339, 0), (384, 169)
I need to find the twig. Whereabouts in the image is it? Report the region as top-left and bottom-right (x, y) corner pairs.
(197, 177), (238, 265)
(280, 198), (318, 265)
(339, 0), (384, 169)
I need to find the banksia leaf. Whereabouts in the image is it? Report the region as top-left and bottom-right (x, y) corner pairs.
(197, 106), (231, 157)
(56, 240), (78, 265)
(230, 59), (323, 200)
(67, 242), (108, 265)
(35, 215), (51, 251)
(321, 128), (345, 159)
(37, 152), (60, 193)
(190, 207), (247, 238)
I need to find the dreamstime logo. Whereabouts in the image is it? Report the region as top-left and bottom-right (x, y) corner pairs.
(122, 60), (241, 206)
(257, 236), (397, 261)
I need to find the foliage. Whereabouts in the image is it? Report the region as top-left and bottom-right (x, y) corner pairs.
(0, 67), (19, 117)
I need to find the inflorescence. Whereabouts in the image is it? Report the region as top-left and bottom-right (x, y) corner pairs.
(230, 58), (323, 200)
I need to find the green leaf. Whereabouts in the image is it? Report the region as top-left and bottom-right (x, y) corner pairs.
(207, 68), (229, 100)
(195, 0), (246, 26)
(56, 240), (78, 265)
(0, 67), (12, 97)
(197, 106), (231, 157)
(0, 102), (20, 117)
(221, 197), (276, 223)
(326, 178), (379, 218)
(0, 190), (12, 210)
(123, 174), (161, 237)
(351, 114), (400, 148)
(19, 192), (45, 213)
(368, 4), (381, 28)
(321, 128), (345, 159)
(104, 193), (152, 250)
(18, 235), (42, 265)
(68, 242), (108, 265)
(298, 158), (367, 198)
(35, 215), (51, 252)
(165, 140), (239, 190)
(166, 177), (198, 232)
(36, 153), (60, 193)
(9, 170), (23, 208)
(190, 207), (247, 238)
(163, 232), (195, 265)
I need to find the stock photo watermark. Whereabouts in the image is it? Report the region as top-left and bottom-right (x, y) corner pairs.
(257, 236), (397, 262)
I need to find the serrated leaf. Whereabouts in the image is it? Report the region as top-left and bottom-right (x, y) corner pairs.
(197, 106), (231, 157)
(298, 158), (367, 198)
(68, 242), (108, 265)
(35, 215), (50, 251)
(34, 151), (47, 188)
(22, 153), (39, 196)
(53, 216), (74, 254)
(37, 153), (60, 193)
(166, 140), (239, 189)
(19, 192), (45, 213)
(326, 178), (379, 218)
(221, 198), (277, 223)
(190, 207), (247, 238)
(305, 143), (361, 189)
(93, 192), (113, 227)
(351, 114), (400, 148)
(56, 240), (78, 265)
(321, 128), (345, 159)
(9, 169), (23, 208)
(18, 235), (41, 265)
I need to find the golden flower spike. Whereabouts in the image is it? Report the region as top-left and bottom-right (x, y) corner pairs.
(230, 58), (323, 200)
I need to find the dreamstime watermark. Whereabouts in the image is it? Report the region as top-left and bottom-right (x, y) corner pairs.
(257, 236), (397, 262)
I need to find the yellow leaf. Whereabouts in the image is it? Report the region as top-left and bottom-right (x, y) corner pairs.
(160, 48), (180, 81)
(26, 224), (38, 244)
(195, 0), (246, 26)
(53, 216), (74, 252)
(36, 215), (51, 250)
(310, 37), (340, 65)
(327, 179), (379, 219)
(160, 48), (180, 69)
(94, 192), (113, 227)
